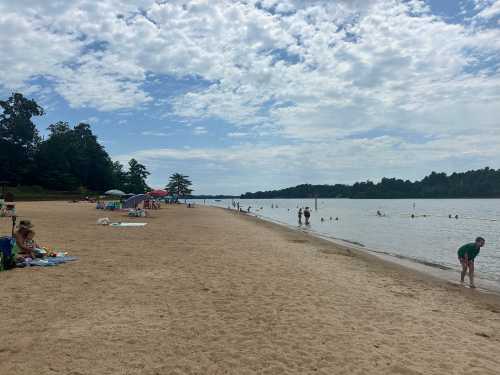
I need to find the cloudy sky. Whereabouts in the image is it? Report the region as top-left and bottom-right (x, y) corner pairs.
(1, 0), (499, 194)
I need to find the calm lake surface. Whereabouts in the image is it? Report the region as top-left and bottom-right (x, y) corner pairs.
(193, 198), (500, 287)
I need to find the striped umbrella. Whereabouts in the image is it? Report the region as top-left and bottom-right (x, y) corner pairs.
(123, 194), (148, 209)
(148, 189), (168, 197)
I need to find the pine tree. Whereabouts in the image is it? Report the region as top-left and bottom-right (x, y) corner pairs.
(166, 173), (193, 198)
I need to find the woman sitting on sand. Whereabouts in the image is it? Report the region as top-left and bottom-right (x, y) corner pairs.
(13, 220), (36, 260)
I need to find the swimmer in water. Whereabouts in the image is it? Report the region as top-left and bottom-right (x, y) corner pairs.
(303, 207), (311, 225)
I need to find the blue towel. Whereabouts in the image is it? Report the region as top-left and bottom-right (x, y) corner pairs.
(25, 256), (78, 267)
(46, 256), (78, 265)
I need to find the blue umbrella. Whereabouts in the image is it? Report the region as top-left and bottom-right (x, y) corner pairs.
(123, 194), (148, 209)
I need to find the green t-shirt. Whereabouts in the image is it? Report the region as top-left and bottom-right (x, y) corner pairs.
(457, 243), (480, 261)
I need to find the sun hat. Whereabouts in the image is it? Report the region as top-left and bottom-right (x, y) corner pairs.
(18, 219), (34, 229)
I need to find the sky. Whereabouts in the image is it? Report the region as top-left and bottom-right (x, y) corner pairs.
(0, 0), (499, 194)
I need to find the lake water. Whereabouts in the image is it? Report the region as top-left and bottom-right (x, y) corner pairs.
(192, 198), (500, 289)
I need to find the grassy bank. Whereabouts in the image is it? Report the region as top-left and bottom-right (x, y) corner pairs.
(1, 186), (96, 201)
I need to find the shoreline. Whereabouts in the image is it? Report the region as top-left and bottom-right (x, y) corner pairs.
(201, 198), (500, 288)
(221, 206), (500, 299)
(243, 208), (500, 295)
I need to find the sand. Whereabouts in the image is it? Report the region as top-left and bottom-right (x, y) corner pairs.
(1, 201), (499, 375)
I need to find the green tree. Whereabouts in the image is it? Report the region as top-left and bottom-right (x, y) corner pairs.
(70, 123), (115, 191)
(36, 121), (79, 190)
(36, 122), (115, 191)
(111, 161), (129, 192)
(166, 173), (193, 197)
(126, 158), (150, 193)
(240, 167), (500, 199)
(0, 93), (43, 184)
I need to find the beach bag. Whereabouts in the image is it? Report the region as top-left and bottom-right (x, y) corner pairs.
(0, 236), (15, 271)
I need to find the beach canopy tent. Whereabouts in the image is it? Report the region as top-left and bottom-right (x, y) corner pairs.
(148, 189), (169, 197)
(104, 189), (126, 196)
(123, 194), (148, 209)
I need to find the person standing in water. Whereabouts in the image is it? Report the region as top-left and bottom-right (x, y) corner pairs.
(458, 237), (485, 288)
(298, 208), (303, 224)
(304, 207), (311, 225)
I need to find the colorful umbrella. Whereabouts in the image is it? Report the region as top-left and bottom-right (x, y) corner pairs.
(123, 194), (148, 209)
(148, 189), (168, 197)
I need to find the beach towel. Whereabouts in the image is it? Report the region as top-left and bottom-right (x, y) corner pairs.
(110, 222), (147, 227)
(24, 256), (78, 267)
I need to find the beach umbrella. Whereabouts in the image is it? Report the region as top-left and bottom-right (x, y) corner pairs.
(122, 193), (135, 199)
(148, 189), (168, 197)
(123, 194), (148, 209)
(104, 189), (126, 196)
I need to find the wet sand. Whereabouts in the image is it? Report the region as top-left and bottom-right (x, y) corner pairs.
(1, 201), (500, 375)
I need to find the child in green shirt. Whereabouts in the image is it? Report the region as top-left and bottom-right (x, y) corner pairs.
(457, 237), (485, 288)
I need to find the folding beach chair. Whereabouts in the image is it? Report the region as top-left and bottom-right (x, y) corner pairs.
(0, 236), (15, 271)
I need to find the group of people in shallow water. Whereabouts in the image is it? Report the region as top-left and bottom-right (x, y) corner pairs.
(297, 207), (311, 225)
(297, 207), (339, 225)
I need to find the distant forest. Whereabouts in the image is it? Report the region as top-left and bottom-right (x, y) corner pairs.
(241, 168), (500, 199)
(0, 93), (150, 194)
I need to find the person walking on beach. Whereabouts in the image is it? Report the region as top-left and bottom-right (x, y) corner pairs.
(458, 237), (485, 288)
(298, 208), (303, 224)
(304, 207), (311, 225)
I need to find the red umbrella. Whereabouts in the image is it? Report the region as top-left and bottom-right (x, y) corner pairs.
(148, 189), (168, 197)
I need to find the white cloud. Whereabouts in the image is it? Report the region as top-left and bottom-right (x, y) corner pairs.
(141, 131), (170, 137)
(476, 0), (500, 18)
(193, 126), (208, 135)
(116, 127), (500, 193)
(3, 0), (499, 122)
(227, 132), (249, 138)
(81, 116), (100, 124)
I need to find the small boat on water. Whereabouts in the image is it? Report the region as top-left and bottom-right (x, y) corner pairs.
(214, 199), (222, 202)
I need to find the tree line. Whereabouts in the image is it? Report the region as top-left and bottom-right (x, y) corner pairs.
(241, 168), (500, 199)
(1, 93), (150, 194)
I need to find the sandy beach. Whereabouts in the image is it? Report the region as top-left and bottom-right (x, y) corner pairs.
(1, 201), (500, 375)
